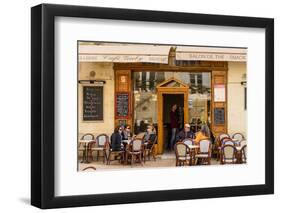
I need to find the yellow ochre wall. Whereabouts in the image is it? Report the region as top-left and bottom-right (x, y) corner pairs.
(227, 62), (247, 137)
(78, 62), (115, 138)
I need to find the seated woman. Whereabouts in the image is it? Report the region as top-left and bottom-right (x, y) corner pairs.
(110, 126), (124, 151)
(194, 124), (210, 145)
(143, 125), (157, 148)
(122, 125), (132, 140)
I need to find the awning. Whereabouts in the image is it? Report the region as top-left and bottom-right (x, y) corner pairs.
(79, 45), (171, 64)
(176, 46), (247, 62)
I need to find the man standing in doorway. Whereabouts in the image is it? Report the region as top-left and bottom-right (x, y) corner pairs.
(169, 104), (179, 150)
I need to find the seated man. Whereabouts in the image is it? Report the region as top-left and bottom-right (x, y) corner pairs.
(176, 123), (195, 142)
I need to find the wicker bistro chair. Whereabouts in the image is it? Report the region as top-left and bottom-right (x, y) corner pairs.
(104, 141), (125, 165)
(214, 133), (229, 160)
(126, 139), (144, 166)
(241, 145), (247, 163)
(134, 132), (146, 140)
(232, 132), (245, 143)
(195, 139), (212, 165)
(216, 137), (233, 161)
(143, 135), (157, 163)
(80, 133), (95, 140)
(222, 138), (235, 146)
(88, 134), (108, 162)
(240, 139), (247, 148)
(174, 142), (192, 166)
(219, 133), (230, 142)
(79, 133), (95, 162)
(182, 139), (194, 164)
(220, 144), (237, 164)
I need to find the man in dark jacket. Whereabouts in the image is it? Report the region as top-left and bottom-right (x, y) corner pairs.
(176, 123), (195, 142)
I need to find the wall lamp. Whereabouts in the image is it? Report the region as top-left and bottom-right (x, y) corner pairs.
(240, 81), (247, 86)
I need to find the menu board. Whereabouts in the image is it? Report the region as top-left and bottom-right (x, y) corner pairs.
(214, 108), (225, 125)
(83, 86), (103, 121)
(116, 93), (129, 118)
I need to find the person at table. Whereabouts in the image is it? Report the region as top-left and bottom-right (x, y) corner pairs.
(168, 104), (179, 150)
(194, 124), (210, 145)
(110, 126), (124, 151)
(144, 125), (157, 147)
(122, 125), (132, 140)
(176, 123), (195, 142)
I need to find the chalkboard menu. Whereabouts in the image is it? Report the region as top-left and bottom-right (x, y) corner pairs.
(83, 86), (103, 121)
(214, 108), (225, 125)
(116, 93), (129, 118)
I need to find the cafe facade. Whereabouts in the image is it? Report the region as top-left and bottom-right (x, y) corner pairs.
(78, 42), (247, 154)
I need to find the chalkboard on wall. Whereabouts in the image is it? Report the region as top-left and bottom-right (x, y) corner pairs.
(116, 93), (129, 118)
(214, 108), (225, 125)
(83, 86), (103, 121)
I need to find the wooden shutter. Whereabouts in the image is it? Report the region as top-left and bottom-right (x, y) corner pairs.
(211, 70), (227, 136)
(115, 70), (132, 128)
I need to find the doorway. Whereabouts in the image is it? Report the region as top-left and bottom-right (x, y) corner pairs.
(156, 78), (189, 154)
(163, 94), (184, 152)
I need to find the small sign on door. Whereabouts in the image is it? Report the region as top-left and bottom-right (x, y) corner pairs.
(214, 84), (225, 102)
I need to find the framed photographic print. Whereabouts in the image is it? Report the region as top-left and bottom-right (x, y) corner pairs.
(31, 3), (274, 209)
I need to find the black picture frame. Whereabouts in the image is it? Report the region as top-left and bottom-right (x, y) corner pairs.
(31, 3), (274, 209)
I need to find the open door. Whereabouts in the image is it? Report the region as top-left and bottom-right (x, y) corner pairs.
(156, 77), (189, 154)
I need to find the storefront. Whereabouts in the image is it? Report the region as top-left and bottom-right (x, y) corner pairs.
(78, 42), (247, 154)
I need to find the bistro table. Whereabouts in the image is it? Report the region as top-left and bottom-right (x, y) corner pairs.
(122, 139), (132, 152)
(122, 139), (131, 146)
(79, 139), (95, 163)
(121, 139), (132, 164)
(187, 144), (199, 165)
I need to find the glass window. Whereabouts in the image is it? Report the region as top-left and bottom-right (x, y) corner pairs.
(133, 71), (211, 133)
